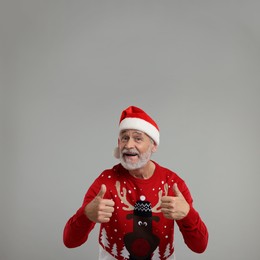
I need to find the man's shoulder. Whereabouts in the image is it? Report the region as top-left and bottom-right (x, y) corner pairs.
(98, 163), (126, 178)
(154, 161), (185, 181)
(153, 161), (176, 174)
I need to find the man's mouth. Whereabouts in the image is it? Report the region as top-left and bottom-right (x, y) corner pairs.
(123, 152), (138, 157)
(122, 149), (139, 159)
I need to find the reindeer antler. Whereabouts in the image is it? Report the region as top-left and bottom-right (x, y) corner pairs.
(164, 183), (169, 195)
(115, 181), (134, 211)
(152, 183), (169, 213)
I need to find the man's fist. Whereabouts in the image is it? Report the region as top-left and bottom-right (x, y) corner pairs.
(85, 184), (115, 223)
(161, 183), (190, 220)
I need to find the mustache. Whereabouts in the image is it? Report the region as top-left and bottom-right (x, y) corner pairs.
(121, 148), (140, 155)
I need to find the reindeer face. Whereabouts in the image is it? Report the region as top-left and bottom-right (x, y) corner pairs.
(115, 181), (169, 259)
(124, 198), (160, 259)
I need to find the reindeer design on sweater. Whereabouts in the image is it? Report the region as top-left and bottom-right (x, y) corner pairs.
(116, 181), (169, 260)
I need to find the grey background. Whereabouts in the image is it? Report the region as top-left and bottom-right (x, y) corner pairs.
(1, 1), (260, 260)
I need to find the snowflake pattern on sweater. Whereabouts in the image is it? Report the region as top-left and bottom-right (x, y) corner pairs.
(94, 163), (180, 259)
(63, 161), (208, 259)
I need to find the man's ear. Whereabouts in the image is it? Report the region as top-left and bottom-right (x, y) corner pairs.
(113, 138), (120, 159)
(152, 143), (158, 153)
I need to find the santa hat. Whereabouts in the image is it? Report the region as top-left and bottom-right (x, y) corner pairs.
(114, 106), (159, 158)
(118, 106), (160, 145)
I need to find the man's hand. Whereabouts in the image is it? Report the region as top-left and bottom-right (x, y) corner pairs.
(85, 184), (115, 223)
(161, 183), (190, 220)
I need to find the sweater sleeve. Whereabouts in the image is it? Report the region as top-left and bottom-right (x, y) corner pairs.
(63, 175), (104, 248)
(175, 181), (209, 253)
(63, 204), (96, 248)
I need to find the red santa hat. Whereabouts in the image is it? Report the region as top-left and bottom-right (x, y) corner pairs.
(118, 106), (160, 145)
(114, 106), (159, 159)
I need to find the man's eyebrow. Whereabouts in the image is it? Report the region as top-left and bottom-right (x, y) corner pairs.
(119, 130), (128, 135)
(132, 131), (143, 135)
(119, 130), (144, 135)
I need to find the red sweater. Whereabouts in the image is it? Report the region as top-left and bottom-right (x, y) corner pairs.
(63, 162), (208, 259)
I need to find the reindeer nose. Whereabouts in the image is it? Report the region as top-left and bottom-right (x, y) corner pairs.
(131, 238), (151, 257)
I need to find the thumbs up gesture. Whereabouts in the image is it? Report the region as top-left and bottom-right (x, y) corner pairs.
(85, 184), (115, 223)
(161, 183), (190, 220)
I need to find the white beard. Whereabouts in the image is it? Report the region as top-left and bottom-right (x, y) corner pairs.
(119, 146), (153, 170)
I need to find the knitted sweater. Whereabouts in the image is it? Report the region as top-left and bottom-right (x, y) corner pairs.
(63, 162), (208, 259)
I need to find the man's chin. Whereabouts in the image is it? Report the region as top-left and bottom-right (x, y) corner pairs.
(123, 156), (139, 165)
(120, 160), (140, 170)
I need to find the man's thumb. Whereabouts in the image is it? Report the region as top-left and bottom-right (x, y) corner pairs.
(97, 184), (106, 198)
(173, 183), (182, 197)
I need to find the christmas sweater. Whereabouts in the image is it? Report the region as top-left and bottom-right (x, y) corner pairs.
(63, 162), (208, 259)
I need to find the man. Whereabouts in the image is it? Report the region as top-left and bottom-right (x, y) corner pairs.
(63, 106), (208, 260)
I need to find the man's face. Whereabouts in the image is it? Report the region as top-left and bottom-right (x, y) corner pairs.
(118, 129), (157, 170)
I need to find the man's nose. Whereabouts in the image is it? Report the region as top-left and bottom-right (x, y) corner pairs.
(125, 138), (135, 148)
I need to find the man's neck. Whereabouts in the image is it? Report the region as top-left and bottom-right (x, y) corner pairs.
(128, 161), (155, 179)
